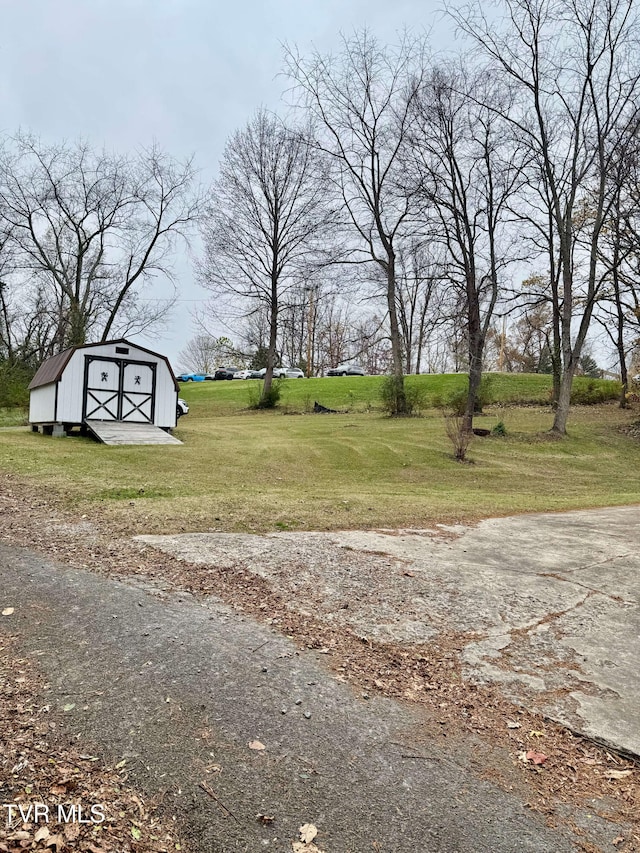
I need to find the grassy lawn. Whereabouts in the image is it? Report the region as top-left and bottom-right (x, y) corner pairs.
(176, 371), (617, 415)
(0, 373), (638, 534)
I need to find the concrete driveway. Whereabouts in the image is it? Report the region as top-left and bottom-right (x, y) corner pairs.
(138, 505), (640, 759)
(0, 545), (583, 853)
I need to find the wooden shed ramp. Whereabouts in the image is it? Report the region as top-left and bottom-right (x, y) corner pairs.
(85, 420), (182, 445)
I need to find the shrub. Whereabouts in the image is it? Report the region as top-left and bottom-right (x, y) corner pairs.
(248, 380), (282, 409)
(433, 374), (494, 417)
(475, 373), (496, 412)
(445, 388), (467, 417)
(571, 378), (621, 405)
(492, 420), (507, 436)
(444, 413), (473, 462)
(379, 375), (427, 416)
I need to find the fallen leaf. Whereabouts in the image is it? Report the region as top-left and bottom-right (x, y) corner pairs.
(506, 720), (521, 729)
(62, 703), (75, 712)
(131, 826), (142, 840)
(605, 769), (632, 780)
(63, 823), (80, 841)
(45, 835), (65, 850)
(34, 827), (50, 843)
(299, 823), (318, 843)
(1, 607), (14, 616)
(529, 730), (544, 738)
(612, 836), (625, 847)
(525, 750), (548, 765)
(248, 740), (265, 751)
(256, 813), (275, 825)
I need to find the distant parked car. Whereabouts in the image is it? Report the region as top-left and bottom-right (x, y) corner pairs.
(233, 369), (253, 380)
(213, 367), (237, 380)
(248, 368), (266, 379)
(327, 363), (366, 376)
(274, 367), (305, 379)
(176, 398), (189, 419)
(176, 373), (206, 382)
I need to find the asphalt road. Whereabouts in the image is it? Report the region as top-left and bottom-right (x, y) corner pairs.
(0, 544), (594, 852)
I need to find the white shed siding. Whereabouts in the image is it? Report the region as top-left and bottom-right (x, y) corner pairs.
(56, 349), (85, 422)
(29, 383), (56, 423)
(30, 340), (178, 429)
(58, 344), (177, 428)
(154, 379), (177, 427)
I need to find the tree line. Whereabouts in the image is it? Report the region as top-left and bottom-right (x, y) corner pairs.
(196, 0), (640, 433)
(3, 0), (640, 434)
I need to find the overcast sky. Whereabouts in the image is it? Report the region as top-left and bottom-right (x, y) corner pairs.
(1, 0), (456, 367)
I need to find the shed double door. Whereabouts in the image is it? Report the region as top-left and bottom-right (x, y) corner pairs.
(83, 356), (156, 423)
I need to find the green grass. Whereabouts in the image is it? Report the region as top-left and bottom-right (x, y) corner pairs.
(178, 372), (619, 416)
(0, 373), (637, 535)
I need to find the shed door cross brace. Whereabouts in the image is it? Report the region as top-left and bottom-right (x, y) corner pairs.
(83, 356), (157, 423)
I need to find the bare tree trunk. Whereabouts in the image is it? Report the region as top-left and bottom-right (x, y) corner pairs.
(0, 283), (14, 362)
(463, 279), (483, 433)
(261, 269), (279, 403)
(552, 367), (575, 435)
(67, 300), (87, 348)
(387, 255), (408, 414)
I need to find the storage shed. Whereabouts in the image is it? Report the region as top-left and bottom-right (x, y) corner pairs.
(29, 339), (182, 444)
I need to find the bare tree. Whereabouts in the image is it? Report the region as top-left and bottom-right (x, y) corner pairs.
(413, 63), (524, 431)
(177, 334), (239, 373)
(314, 295), (353, 374)
(396, 240), (447, 374)
(593, 131), (640, 404)
(285, 31), (427, 413)
(197, 110), (331, 405)
(451, 0), (640, 434)
(0, 134), (201, 354)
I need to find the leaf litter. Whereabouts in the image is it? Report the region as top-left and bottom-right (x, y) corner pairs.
(0, 633), (186, 853)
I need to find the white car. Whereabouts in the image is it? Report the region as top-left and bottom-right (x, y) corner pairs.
(233, 369), (253, 380)
(274, 367), (305, 379)
(327, 363), (366, 376)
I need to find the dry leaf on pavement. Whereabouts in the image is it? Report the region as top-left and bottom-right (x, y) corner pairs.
(299, 823), (318, 843)
(248, 739), (265, 750)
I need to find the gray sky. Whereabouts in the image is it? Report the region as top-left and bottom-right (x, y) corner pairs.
(0, 0), (453, 367)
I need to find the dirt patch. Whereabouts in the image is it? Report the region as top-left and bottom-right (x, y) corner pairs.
(1, 472), (639, 851)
